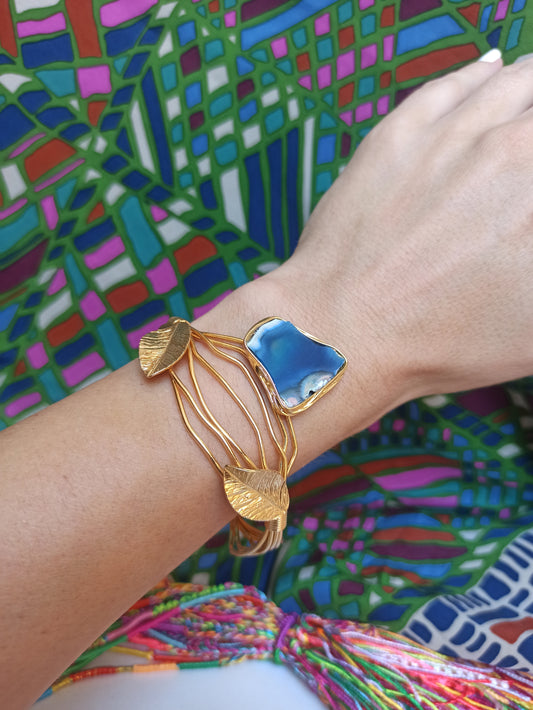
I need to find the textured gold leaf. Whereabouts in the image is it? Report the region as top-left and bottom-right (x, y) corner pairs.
(139, 317), (191, 378)
(224, 466), (289, 522)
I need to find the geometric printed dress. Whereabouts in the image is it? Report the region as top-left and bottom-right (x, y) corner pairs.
(2, 0), (533, 673)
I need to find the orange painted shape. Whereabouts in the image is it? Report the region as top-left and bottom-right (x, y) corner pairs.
(373, 528), (456, 543)
(209, 0), (219, 11)
(381, 5), (395, 27)
(88, 101), (107, 126)
(338, 26), (355, 49)
(65, 0), (102, 58)
(363, 565), (425, 585)
(87, 202), (105, 224)
(338, 82), (354, 108)
(360, 453), (454, 477)
(296, 53), (311, 72)
(0, 190), (3, 207)
(0, 0), (17, 56)
(380, 71), (392, 89)
(289, 465), (356, 499)
(491, 617), (533, 644)
(25, 139), (76, 183)
(458, 3), (481, 27)
(47, 313), (84, 347)
(106, 281), (149, 314)
(174, 236), (217, 274)
(396, 44), (479, 83)
(14, 360), (26, 376)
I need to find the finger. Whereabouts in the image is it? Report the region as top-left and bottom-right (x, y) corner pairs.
(393, 50), (503, 125)
(443, 54), (533, 133)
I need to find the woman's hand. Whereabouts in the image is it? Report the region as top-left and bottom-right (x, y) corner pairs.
(268, 53), (533, 407)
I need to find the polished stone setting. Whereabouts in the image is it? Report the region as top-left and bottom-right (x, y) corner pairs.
(244, 317), (346, 414)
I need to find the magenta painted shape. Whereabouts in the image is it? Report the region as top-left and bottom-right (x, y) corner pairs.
(147, 258), (178, 295)
(150, 205), (168, 223)
(224, 11), (236, 27)
(303, 517), (319, 531)
(340, 110), (353, 126)
(41, 195), (58, 230)
(337, 50), (355, 80)
(315, 13), (330, 36)
(398, 495), (459, 507)
(27, 342), (48, 369)
(361, 44), (377, 69)
(77, 65), (112, 99)
(383, 35), (394, 62)
(271, 37), (288, 58)
(80, 291), (106, 321)
(0, 198), (27, 221)
(62, 352), (106, 387)
(17, 12), (66, 38)
(368, 420), (380, 433)
(100, 0), (158, 28)
(35, 159), (85, 192)
(359, 0), (374, 8)
(317, 64), (331, 89)
(84, 236), (125, 269)
(355, 102), (372, 122)
(5, 392), (42, 418)
(127, 315), (169, 350)
(9, 133), (46, 159)
(377, 466), (461, 491)
(392, 418), (405, 432)
(47, 268), (66, 296)
(495, 0), (510, 20)
(298, 75), (312, 90)
(377, 95), (389, 115)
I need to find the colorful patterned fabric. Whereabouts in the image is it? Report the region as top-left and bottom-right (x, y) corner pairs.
(2, 0), (533, 681)
(40, 581), (533, 709)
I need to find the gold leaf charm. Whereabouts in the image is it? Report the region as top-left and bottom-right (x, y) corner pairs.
(224, 466), (289, 523)
(139, 318), (191, 378)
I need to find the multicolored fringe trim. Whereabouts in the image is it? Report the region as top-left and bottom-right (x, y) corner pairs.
(40, 581), (533, 709)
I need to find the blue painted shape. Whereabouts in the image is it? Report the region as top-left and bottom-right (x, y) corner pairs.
(9, 315), (32, 342)
(239, 99), (257, 122)
(0, 205), (39, 255)
(236, 56), (254, 75)
(246, 318), (345, 408)
(142, 68), (173, 185)
(245, 153), (269, 249)
(183, 258), (228, 298)
(0, 55), (14, 65)
(192, 133), (208, 156)
(467, 633), (486, 653)
(286, 127), (299, 255)
(200, 180), (217, 209)
(0, 348), (17, 369)
(487, 26), (502, 48)
(229, 262), (249, 287)
(480, 5), (492, 32)
(198, 552), (217, 570)
(450, 622), (475, 645)
(312, 580), (332, 605)
(410, 621), (432, 643)
(112, 85), (135, 106)
(101, 113), (122, 131)
(74, 218), (115, 252)
(116, 128), (133, 155)
(369, 603), (410, 622)
(498, 655), (519, 668)
(192, 217), (214, 229)
(278, 596), (302, 614)
(36, 68), (75, 96)
(424, 600), (458, 631)
(122, 171), (149, 189)
(61, 124), (89, 141)
(161, 63), (177, 91)
(267, 139), (284, 259)
(472, 607), (518, 624)
(185, 81), (202, 108)
(56, 178), (77, 209)
(19, 90), (50, 112)
(0, 105), (35, 151)
(168, 291), (189, 319)
(0, 377), (34, 403)
(58, 220), (76, 238)
(397, 16), (464, 55)
(25, 292), (43, 308)
(65, 254), (87, 296)
(317, 134), (336, 165)
(104, 155), (128, 174)
(104, 17), (150, 56)
(22, 34), (73, 68)
(71, 187), (96, 209)
(242, 0), (339, 50)
(177, 20), (196, 46)
(119, 197), (161, 267)
(215, 231), (238, 244)
(445, 574), (472, 587)
(236, 247), (259, 261)
(513, 0), (526, 10)
(119, 300), (165, 331)
(147, 186), (171, 202)
(55, 333), (95, 367)
(239, 556), (259, 585)
(97, 319), (129, 369)
(0, 304), (19, 332)
(140, 25), (163, 46)
(480, 643), (502, 665)
(38, 370), (65, 402)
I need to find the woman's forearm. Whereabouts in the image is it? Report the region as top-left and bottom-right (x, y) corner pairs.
(0, 274), (407, 709)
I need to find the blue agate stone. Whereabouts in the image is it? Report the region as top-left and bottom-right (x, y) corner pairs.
(244, 318), (346, 414)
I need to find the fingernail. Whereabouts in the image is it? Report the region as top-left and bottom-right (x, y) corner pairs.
(514, 53), (533, 63)
(478, 48), (502, 63)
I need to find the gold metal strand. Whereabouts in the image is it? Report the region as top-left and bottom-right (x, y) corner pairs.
(186, 345), (255, 469)
(188, 338), (267, 470)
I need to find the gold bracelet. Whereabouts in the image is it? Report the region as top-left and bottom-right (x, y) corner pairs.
(139, 316), (346, 557)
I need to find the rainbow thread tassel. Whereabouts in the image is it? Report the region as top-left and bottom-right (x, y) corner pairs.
(40, 581), (533, 709)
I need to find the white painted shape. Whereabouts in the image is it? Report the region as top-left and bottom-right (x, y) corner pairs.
(261, 88), (279, 107)
(157, 217), (190, 245)
(85, 169), (101, 182)
(288, 97), (299, 121)
(221, 167), (246, 232)
(298, 566), (315, 581)
(207, 65), (229, 93)
(302, 116), (315, 224)
(256, 262), (280, 274)
(130, 101), (156, 173)
(94, 136), (107, 154)
(93, 256), (135, 291)
(422, 394), (449, 407)
(167, 198), (192, 216)
(1, 164), (26, 200)
(0, 73), (31, 92)
(158, 32), (173, 58)
(174, 148), (188, 170)
(242, 124), (260, 149)
(14, 0), (60, 11)
(37, 266), (55, 285)
(38, 290), (72, 330)
(105, 183), (126, 206)
(166, 96), (181, 120)
(197, 156), (211, 176)
(156, 1), (177, 19)
(213, 118), (234, 141)
(498, 443), (521, 458)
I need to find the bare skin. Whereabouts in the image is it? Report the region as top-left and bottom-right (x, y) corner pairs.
(3, 53), (533, 708)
